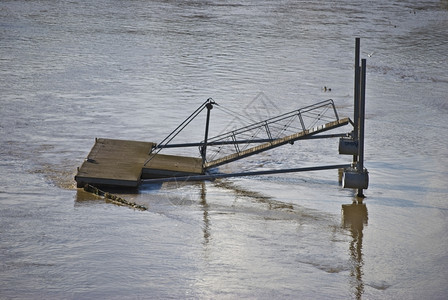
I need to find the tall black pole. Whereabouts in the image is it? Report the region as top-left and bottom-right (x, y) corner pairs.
(353, 38), (360, 165)
(357, 59), (367, 197)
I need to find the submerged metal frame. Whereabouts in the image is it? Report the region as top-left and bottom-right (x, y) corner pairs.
(142, 164), (351, 184)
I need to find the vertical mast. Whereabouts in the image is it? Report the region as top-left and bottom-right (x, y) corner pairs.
(353, 37), (360, 165)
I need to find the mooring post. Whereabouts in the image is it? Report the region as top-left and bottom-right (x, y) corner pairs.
(353, 37), (360, 165)
(342, 49), (369, 195)
(357, 59), (367, 197)
(201, 99), (214, 171)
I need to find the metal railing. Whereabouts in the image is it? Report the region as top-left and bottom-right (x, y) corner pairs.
(207, 99), (339, 146)
(204, 99), (341, 163)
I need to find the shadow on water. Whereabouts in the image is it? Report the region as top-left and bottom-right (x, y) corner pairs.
(342, 201), (368, 300)
(213, 180), (297, 211)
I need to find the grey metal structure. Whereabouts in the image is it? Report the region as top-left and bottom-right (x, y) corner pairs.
(203, 99), (349, 169)
(339, 38), (369, 197)
(141, 38), (370, 194)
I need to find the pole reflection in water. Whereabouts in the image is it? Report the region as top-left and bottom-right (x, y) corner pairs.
(200, 182), (211, 246)
(342, 201), (368, 300)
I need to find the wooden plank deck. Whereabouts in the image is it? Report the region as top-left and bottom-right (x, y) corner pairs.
(75, 138), (155, 188)
(142, 154), (203, 179)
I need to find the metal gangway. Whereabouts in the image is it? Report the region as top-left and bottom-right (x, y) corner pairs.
(146, 98), (350, 173)
(203, 99), (349, 169)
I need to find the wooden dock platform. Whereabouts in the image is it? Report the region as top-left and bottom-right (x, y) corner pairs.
(75, 138), (155, 188)
(75, 138), (204, 188)
(142, 154), (203, 179)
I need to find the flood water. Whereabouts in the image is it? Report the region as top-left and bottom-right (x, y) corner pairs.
(1, 0), (448, 299)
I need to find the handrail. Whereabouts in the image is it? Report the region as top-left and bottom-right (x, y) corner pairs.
(207, 99), (338, 143)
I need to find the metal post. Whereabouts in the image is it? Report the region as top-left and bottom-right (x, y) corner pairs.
(298, 112), (306, 131)
(353, 38), (360, 165)
(330, 100), (340, 121)
(201, 100), (213, 171)
(231, 132), (241, 153)
(357, 59), (367, 197)
(264, 122), (273, 140)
